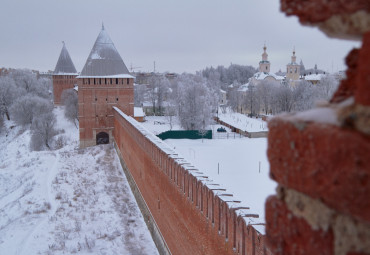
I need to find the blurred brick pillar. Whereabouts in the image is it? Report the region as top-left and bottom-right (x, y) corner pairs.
(265, 1), (370, 255)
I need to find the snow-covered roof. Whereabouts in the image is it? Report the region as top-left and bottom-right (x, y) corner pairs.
(78, 74), (135, 79)
(53, 72), (79, 76)
(304, 73), (324, 81)
(134, 107), (145, 117)
(253, 72), (284, 81)
(79, 25), (131, 77)
(54, 42), (78, 75)
(220, 89), (226, 94)
(287, 62), (300, 66)
(237, 83), (249, 92)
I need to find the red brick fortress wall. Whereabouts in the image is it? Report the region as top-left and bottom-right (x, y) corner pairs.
(265, 1), (370, 255)
(113, 107), (270, 255)
(52, 74), (77, 105)
(78, 77), (134, 148)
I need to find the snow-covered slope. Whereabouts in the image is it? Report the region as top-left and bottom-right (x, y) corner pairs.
(0, 107), (158, 255)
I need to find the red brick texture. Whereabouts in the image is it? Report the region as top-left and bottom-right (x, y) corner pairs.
(332, 32), (370, 105)
(330, 49), (359, 103)
(78, 77), (134, 147)
(355, 32), (370, 106)
(266, 1), (370, 255)
(266, 196), (334, 255)
(267, 118), (370, 223)
(52, 74), (77, 105)
(113, 110), (269, 255)
(280, 0), (370, 23)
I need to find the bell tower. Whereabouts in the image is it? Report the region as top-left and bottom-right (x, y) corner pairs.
(77, 25), (134, 148)
(259, 44), (271, 73)
(286, 48), (300, 81)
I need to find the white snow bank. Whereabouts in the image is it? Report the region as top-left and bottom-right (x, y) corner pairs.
(0, 107), (158, 255)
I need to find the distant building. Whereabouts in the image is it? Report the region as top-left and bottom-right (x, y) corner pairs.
(237, 45), (284, 114)
(134, 107), (145, 122)
(286, 49), (300, 85)
(52, 42), (78, 105)
(249, 45), (284, 86)
(219, 89), (227, 105)
(304, 73), (325, 84)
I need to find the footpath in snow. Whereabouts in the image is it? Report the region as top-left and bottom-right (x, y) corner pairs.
(0, 107), (158, 255)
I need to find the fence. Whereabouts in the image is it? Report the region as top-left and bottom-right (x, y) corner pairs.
(157, 130), (212, 140)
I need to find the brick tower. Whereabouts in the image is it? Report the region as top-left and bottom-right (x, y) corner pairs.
(77, 25), (134, 148)
(52, 42), (78, 105)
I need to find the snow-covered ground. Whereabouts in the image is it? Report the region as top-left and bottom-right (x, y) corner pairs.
(0, 107), (158, 255)
(141, 111), (276, 234)
(218, 107), (268, 132)
(165, 138), (276, 234)
(140, 116), (183, 135)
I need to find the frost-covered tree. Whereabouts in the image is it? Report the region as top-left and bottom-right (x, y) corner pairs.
(0, 115), (4, 133)
(61, 89), (78, 128)
(257, 80), (274, 115)
(245, 83), (260, 117)
(10, 95), (53, 126)
(292, 81), (316, 111)
(0, 76), (18, 120)
(33, 77), (52, 99)
(134, 84), (146, 107)
(272, 82), (294, 113)
(201, 64), (256, 88)
(175, 74), (215, 130)
(147, 75), (170, 115)
(9, 69), (38, 95)
(316, 75), (339, 100)
(30, 112), (57, 150)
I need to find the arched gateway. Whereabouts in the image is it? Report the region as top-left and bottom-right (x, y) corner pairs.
(96, 132), (109, 145)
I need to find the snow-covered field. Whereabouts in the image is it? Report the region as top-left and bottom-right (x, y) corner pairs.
(140, 116), (183, 135)
(0, 107), (158, 255)
(218, 107), (268, 132)
(140, 112), (276, 234)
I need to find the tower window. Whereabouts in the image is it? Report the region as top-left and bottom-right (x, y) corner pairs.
(116, 78), (118, 84)
(105, 78), (107, 84)
(266, 66), (268, 70)
(95, 97), (97, 101)
(94, 78), (96, 85)
(110, 78), (112, 84)
(116, 98), (118, 101)
(127, 78), (129, 84)
(88, 78), (90, 85)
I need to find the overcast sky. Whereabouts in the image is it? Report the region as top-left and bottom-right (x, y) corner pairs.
(0, 0), (360, 74)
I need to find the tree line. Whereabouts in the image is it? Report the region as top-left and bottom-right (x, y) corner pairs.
(135, 65), (340, 130)
(228, 76), (339, 116)
(0, 69), (66, 150)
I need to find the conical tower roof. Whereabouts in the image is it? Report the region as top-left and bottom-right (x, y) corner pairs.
(79, 25), (131, 77)
(54, 42), (77, 74)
